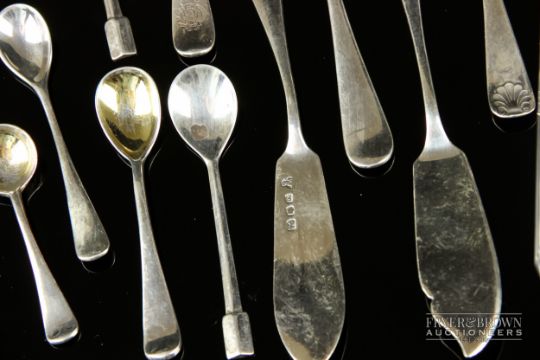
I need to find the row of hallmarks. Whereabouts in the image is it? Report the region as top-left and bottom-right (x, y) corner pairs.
(281, 176), (297, 231)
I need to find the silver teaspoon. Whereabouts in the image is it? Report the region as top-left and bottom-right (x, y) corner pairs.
(327, 0), (393, 168)
(403, 0), (501, 357)
(172, 0), (215, 58)
(96, 67), (181, 360)
(0, 124), (78, 345)
(168, 64), (254, 359)
(251, 1), (345, 359)
(0, 4), (110, 261)
(483, 0), (535, 118)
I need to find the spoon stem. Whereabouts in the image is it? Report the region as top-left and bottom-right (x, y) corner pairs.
(10, 190), (79, 345)
(104, 0), (123, 18)
(252, 0), (306, 152)
(206, 160), (242, 314)
(37, 88), (110, 261)
(402, 0), (451, 156)
(131, 161), (181, 359)
(205, 159), (254, 359)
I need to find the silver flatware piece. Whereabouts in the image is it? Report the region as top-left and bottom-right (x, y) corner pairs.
(168, 64), (254, 359)
(0, 124), (78, 345)
(403, 0), (502, 357)
(327, 0), (393, 168)
(103, 0), (137, 61)
(0, 4), (110, 261)
(251, 1), (345, 359)
(483, 0), (535, 118)
(96, 67), (181, 360)
(173, 0), (215, 58)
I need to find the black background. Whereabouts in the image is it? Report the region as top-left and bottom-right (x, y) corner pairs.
(0, 0), (538, 359)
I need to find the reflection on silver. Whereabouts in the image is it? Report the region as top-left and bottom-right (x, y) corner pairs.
(251, 1), (346, 359)
(0, 4), (110, 261)
(172, 0), (215, 58)
(402, 0), (502, 357)
(168, 64), (254, 359)
(483, 0), (535, 118)
(0, 124), (79, 345)
(327, 0), (393, 168)
(96, 67), (181, 360)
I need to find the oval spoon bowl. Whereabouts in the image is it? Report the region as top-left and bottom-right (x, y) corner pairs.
(0, 4), (52, 88)
(168, 64), (237, 161)
(96, 66), (161, 162)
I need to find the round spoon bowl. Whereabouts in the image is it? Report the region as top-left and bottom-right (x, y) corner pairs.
(0, 124), (37, 195)
(168, 64), (237, 161)
(95, 67), (161, 162)
(0, 4), (52, 88)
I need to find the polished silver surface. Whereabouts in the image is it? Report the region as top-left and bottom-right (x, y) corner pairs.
(0, 4), (110, 261)
(483, 0), (535, 118)
(0, 124), (79, 345)
(403, 0), (502, 357)
(103, 0), (137, 61)
(168, 64), (253, 359)
(172, 0), (215, 58)
(326, 0), (393, 168)
(251, 1), (345, 359)
(96, 67), (181, 360)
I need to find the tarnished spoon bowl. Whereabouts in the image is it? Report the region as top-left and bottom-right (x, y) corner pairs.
(95, 66), (160, 162)
(0, 124), (37, 194)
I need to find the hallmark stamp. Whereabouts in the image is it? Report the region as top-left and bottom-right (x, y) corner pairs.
(281, 176), (297, 231)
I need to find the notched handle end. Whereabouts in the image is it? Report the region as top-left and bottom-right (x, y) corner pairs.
(223, 312), (254, 359)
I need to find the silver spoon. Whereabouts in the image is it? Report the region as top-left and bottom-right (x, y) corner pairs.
(168, 64), (254, 359)
(483, 0), (535, 118)
(251, 1), (345, 360)
(327, 0), (394, 168)
(402, 0), (501, 357)
(172, 0), (215, 58)
(0, 4), (110, 261)
(0, 124), (78, 345)
(95, 67), (181, 360)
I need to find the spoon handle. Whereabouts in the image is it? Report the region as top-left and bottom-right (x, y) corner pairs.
(327, 0), (393, 168)
(172, 0), (215, 57)
(39, 91), (110, 261)
(402, 0), (451, 155)
(206, 159), (254, 359)
(10, 191), (79, 345)
(483, 0), (535, 118)
(251, 0), (305, 150)
(132, 162), (181, 359)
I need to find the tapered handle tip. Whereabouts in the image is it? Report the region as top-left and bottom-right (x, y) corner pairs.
(144, 329), (182, 360)
(46, 317), (78, 345)
(75, 226), (110, 262)
(223, 312), (254, 359)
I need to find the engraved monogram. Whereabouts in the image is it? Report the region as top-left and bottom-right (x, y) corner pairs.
(281, 176), (297, 231)
(176, 3), (207, 32)
(491, 82), (533, 116)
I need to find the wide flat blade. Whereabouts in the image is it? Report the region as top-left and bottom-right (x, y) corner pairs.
(413, 150), (501, 358)
(273, 148), (345, 360)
